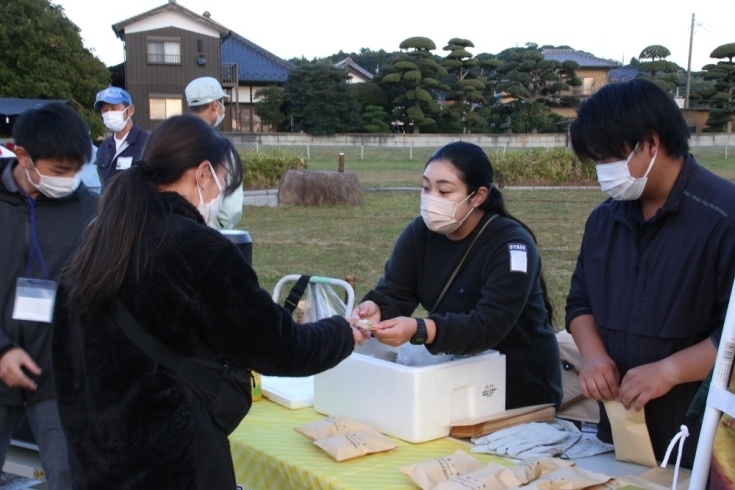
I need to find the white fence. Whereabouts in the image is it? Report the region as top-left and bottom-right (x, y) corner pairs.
(225, 132), (733, 150)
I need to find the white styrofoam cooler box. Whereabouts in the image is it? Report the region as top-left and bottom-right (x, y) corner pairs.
(313, 339), (506, 443)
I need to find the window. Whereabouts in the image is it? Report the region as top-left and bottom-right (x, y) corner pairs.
(149, 97), (182, 120)
(147, 38), (180, 64)
(572, 78), (596, 96)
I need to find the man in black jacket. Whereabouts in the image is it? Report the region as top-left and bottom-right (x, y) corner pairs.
(0, 103), (99, 489)
(565, 79), (735, 467)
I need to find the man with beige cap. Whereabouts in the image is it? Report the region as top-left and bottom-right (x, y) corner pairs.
(185, 77), (243, 229)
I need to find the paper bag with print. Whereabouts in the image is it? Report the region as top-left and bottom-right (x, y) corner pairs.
(398, 449), (484, 490)
(603, 400), (657, 467)
(518, 466), (613, 490)
(313, 428), (397, 462)
(433, 463), (523, 490)
(294, 416), (371, 441)
(511, 457), (575, 484)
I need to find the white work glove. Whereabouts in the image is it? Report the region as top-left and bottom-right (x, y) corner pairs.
(470, 422), (570, 458)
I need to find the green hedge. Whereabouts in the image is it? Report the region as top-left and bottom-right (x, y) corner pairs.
(241, 149), (309, 190)
(488, 148), (596, 186)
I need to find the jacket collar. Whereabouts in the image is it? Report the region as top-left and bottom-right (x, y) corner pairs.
(160, 191), (206, 225)
(125, 123), (144, 145)
(612, 154), (696, 225)
(102, 122), (144, 150)
(0, 158), (19, 193)
(659, 154), (697, 214)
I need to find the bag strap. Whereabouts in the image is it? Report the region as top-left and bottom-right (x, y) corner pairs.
(115, 302), (221, 392)
(430, 214), (499, 314)
(283, 274), (311, 313)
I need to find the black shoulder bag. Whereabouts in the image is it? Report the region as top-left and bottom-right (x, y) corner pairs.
(429, 214), (499, 314)
(115, 302), (252, 435)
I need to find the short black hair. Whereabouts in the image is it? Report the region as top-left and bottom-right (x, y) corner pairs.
(570, 79), (690, 161)
(13, 102), (91, 167)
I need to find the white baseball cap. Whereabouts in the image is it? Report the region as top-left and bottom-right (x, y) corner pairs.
(185, 77), (229, 106)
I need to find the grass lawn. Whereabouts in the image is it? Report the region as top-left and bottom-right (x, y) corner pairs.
(239, 146), (735, 328)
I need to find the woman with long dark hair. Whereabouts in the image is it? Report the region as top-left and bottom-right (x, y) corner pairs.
(52, 115), (363, 489)
(354, 141), (562, 409)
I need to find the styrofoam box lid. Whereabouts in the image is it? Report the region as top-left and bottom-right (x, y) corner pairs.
(261, 376), (314, 409)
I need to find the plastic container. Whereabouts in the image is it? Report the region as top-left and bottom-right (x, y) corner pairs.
(313, 339), (506, 443)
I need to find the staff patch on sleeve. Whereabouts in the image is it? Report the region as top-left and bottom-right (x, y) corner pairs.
(508, 243), (528, 273)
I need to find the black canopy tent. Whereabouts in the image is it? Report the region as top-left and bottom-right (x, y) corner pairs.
(0, 97), (69, 136)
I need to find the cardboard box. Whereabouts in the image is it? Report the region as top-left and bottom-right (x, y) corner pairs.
(313, 340), (506, 443)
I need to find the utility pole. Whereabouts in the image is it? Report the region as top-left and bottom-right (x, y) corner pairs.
(685, 13), (695, 109)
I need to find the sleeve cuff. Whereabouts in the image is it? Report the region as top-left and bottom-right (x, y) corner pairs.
(564, 307), (593, 333)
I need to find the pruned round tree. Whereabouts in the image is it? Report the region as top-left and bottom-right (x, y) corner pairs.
(490, 44), (580, 133)
(698, 43), (735, 132)
(381, 37), (446, 133)
(636, 44), (680, 93)
(441, 38), (495, 134)
(639, 45), (672, 61)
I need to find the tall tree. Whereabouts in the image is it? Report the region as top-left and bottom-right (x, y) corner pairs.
(254, 86), (287, 131)
(493, 43), (580, 105)
(699, 43), (735, 132)
(0, 0), (110, 136)
(381, 37), (447, 134)
(636, 44), (681, 92)
(283, 64), (361, 136)
(441, 38), (489, 134)
(491, 43), (580, 133)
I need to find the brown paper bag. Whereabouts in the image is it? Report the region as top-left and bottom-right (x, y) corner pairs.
(511, 457), (575, 484)
(585, 467), (690, 490)
(313, 428), (398, 462)
(433, 463), (523, 490)
(398, 449), (484, 490)
(294, 416), (371, 441)
(603, 401), (657, 467)
(517, 466), (613, 489)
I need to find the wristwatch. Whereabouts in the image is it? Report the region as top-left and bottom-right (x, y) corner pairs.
(410, 318), (428, 345)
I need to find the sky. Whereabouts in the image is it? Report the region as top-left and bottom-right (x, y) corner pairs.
(54, 0), (735, 77)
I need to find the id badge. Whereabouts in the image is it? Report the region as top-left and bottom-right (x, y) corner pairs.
(116, 156), (133, 170)
(12, 278), (57, 323)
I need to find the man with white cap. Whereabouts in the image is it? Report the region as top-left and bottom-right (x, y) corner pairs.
(93, 87), (149, 186)
(185, 77), (243, 229)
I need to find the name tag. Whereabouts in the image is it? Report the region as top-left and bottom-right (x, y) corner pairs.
(12, 278), (57, 323)
(508, 243), (528, 273)
(116, 156), (133, 170)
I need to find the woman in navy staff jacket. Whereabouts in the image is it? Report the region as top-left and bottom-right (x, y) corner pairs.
(354, 142), (563, 410)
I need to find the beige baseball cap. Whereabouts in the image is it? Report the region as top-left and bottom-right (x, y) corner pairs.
(185, 77), (229, 106)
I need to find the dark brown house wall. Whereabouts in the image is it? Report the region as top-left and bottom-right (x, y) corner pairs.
(124, 27), (222, 131)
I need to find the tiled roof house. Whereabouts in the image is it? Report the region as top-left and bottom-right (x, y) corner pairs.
(542, 48), (621, 118)
(112, 0), (293, 132)
(334, 57), (374, 83)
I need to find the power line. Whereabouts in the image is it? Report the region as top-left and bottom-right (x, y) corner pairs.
(696, 20), (735, 42)
(697, 24), (735, 43)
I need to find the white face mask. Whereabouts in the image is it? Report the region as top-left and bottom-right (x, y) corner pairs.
(23, 161), (82, 199)
(213, 101), (225, 128)
(420, 192), (475, 234)
(102, 107), (130, 133)
(196, 162), (224, 224)
(596, 145), (658, 201)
